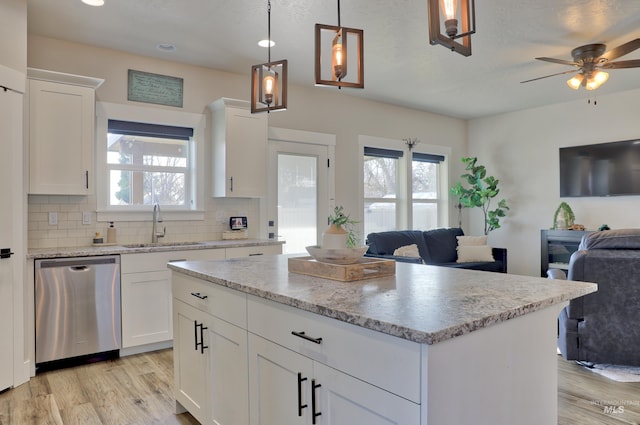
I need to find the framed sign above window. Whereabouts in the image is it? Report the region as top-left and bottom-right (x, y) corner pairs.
(127, 69), (184, 108)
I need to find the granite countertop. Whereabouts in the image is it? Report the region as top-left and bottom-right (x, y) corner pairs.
(168, 255), (597, 345)
(27, 239), (284, 259)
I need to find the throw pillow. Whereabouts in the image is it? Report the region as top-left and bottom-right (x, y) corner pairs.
(456, 235), (488, 246)
(393, 244), (421, 258)
(456, 245), (495, 263)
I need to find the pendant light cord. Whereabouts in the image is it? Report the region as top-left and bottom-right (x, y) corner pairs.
(337, 0), (341, 27)
(267, 0), (271, 63)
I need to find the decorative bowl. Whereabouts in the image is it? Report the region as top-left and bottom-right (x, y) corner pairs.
(305, 245), (369, 265)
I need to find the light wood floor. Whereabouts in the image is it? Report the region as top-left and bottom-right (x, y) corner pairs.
(1, 349), (639, 424)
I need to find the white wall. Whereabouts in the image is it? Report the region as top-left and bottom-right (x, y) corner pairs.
(27, 35), (468, 248)
(469, 90), (640, 276)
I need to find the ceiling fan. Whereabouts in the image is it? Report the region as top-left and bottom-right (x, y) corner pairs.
(521, 39), (640, 90)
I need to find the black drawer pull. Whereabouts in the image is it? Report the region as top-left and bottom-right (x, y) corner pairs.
(291, 331), (322, 344)
(248, 253), (264, 256)
(190, 292), (208, 300)
(297, 372), (308, 416)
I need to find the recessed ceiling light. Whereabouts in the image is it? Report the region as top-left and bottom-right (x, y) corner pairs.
(258, 39), (275, 48)
(82, 0), (104, 6)
(157, 43), (177, 52)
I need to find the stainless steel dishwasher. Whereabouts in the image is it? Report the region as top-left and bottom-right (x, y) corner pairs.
(35, 255), (121, 365)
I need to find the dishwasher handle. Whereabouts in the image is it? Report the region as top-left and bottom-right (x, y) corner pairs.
(70, 265), (89, 272)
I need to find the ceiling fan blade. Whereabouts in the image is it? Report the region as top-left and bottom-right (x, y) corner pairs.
(600, 59), (640, 69)
(535, 57), (579, 66)
(520, 69), (578, 84)
(600, 38), (640, 61)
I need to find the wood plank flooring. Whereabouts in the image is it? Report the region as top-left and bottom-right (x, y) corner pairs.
(1, 349), (639, 424)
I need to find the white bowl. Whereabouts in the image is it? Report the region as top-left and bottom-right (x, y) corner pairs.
(305, 245), (369, 265)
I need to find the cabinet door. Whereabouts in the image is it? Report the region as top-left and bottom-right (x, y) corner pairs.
(249, 334), (312, 425)
(225, 244), (282, 259)
(173, 300), (209, 424)
(205, 314), (249, 425)
(314, 362), (420, 425)
(224, 110), (267, 197)
(121, 270), (172, 347)
(29, 79), (94, 195)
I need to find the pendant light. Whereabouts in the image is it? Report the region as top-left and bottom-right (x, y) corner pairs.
(251, 0), (288, 113)
(428, 0), (476, 57)
(314, 0), (364, 89)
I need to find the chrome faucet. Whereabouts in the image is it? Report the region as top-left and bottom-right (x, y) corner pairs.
(152, 203), (166, 243)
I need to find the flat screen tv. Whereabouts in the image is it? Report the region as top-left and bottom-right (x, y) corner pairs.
(559, 139), (640, 197)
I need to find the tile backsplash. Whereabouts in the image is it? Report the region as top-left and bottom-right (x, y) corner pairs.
(28, 194), (260, 249)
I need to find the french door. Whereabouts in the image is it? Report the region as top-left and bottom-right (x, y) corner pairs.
(268, 140), (330, 254)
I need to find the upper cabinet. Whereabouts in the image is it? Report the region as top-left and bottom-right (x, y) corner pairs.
(27, 68), (103, 195)
(209, 98), (267, 198)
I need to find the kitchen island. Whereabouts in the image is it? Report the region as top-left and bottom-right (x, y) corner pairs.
(169, 255), (596, 425)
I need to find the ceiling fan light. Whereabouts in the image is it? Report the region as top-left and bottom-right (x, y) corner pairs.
(567, 74), (584, 90)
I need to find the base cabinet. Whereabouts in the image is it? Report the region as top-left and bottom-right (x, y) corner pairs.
(248, 334), (419, 425)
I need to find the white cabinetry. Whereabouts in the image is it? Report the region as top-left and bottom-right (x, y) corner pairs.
(173, 273), (249, 425)
(209, 98), (268, 198)
(247, 296), (421, 425)
(120, 249), (224, 350)
(225, 244), (281, 259)
(27, 68), (103, 195)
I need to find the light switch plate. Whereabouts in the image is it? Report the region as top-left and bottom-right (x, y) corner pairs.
(48, 212), (58, 226)
(82, 211), (92, 225)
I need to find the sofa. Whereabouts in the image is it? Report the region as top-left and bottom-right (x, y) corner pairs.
(554, 228), (640, 366)
(364, 227), (507, 273)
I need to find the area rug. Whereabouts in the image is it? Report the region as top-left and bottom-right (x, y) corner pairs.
(581, 363), (640, 383)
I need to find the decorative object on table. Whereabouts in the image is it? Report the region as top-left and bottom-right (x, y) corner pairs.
(552, 202), (575, 229)
(288, 255), (395, 282)
(450, 157), (509, 235)
(305, 245), (369, 265)
(322, 205), (359, 248)
(599, 224), (611, 231)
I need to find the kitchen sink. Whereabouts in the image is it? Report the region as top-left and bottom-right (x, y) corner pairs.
(122, 242), (206, 248)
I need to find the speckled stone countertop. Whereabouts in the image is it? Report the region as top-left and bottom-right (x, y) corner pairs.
(27, 239), (284, 259)
(168, 255), (597, 345)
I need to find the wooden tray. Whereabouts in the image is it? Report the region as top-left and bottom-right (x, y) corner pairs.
(288, 256), (395, 282)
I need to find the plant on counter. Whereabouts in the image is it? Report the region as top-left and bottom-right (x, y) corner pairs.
(450, 156), (510, 235)
(326, 205), (359, 248)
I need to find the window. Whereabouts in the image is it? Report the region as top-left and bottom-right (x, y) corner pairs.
(107, 120), (193, 207)
(362, 140), (447, 235)
(96, 102), (205, 219)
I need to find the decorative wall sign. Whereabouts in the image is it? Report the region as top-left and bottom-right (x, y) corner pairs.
(127, 69), (184, 107)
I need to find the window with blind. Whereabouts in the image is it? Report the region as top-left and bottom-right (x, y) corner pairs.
(364, 146), (444, 235)
(106, 119), (194, 208)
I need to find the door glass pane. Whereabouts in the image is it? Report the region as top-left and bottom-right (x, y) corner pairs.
(278, 154), (317, 254)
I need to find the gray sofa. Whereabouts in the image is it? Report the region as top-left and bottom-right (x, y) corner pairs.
(364, 227), (507, 273)
(555, 229), (640, 366)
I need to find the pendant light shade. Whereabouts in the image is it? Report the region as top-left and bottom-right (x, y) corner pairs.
(428, 0), (476, 56)
(314, 0), (364, 88)
(251, 0), (288, 113)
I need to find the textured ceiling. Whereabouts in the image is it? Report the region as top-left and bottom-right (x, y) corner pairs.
(26, 0), (640, 119)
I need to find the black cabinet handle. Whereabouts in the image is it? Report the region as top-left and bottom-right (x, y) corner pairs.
(291, 331), (323, 344)
(297, 372), (308, 416)
(194, 321), (208, 354)
(312, 379), (322, 424)
(190, 292), (208, 300)
(230, 176), (234, 192)
(0, 248), (13, 260)
(85, 170), (89, 189)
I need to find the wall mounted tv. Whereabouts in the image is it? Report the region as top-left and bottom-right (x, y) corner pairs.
(560, 139), (640, 197)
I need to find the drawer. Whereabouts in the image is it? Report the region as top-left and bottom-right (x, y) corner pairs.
(247, 295), (421, 403)
(225, 244), (282, 259)
(122, 248), (225, 273)
(172, 273), (247, 329)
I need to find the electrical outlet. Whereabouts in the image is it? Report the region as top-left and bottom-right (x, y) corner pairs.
(48, 212), (58, 226)
(82, 211), (92, 225)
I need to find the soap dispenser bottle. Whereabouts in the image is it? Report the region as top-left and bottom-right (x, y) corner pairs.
(107, 222), (117, 244)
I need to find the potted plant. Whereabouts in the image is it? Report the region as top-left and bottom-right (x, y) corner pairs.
(323, 206), (359, 248)
(450, 157), (510, 235)
(552, 202), (575, 230)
